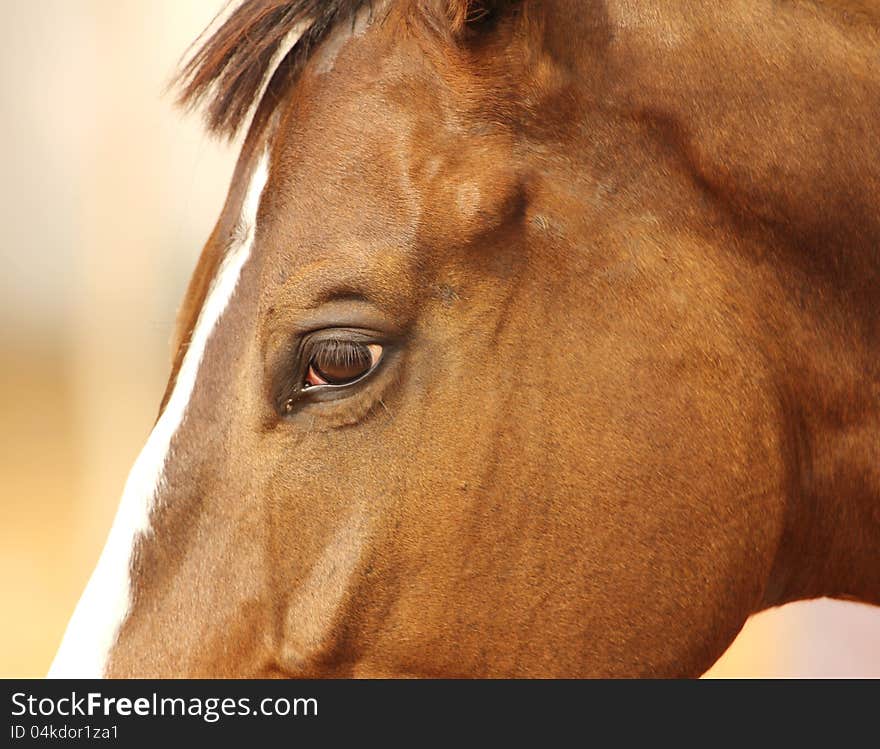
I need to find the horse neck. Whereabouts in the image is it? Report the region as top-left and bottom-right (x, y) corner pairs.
(762, 334), (880, 608)
(555, 0), (880, 608)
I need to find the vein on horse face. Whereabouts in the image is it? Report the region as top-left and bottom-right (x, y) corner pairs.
(47, 152), (270, 678)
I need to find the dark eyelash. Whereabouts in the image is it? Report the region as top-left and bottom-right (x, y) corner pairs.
(311, 339), (372, 370)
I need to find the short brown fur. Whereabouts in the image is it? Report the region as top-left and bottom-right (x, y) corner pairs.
(100, 0), (878, 677)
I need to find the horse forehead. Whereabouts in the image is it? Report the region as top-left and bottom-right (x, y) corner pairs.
(262, 105), (519, 260)
(310, 1), (376, 76)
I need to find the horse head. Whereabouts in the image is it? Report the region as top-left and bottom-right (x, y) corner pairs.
(50, 0), (880, 677)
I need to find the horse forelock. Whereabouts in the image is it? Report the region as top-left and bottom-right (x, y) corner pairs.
(175, 0), (516, 139)
(175, 0), (378, 139)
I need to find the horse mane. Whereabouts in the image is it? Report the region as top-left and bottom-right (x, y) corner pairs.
(175, 0), (501, 139)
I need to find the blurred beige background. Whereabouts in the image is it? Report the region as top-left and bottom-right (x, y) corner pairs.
(1, 1), (877, 679)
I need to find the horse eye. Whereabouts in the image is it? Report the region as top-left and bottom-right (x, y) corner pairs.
(305, 340), (383, 387)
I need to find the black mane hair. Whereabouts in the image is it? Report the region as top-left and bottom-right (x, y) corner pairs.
(175, 0), (501, 139)
(175, 0), (371, 139)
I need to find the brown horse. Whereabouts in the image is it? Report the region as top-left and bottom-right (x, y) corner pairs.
(49, 0), (879, 678)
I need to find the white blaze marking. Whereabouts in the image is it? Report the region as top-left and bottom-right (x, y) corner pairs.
(48, 153), (269, 678)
